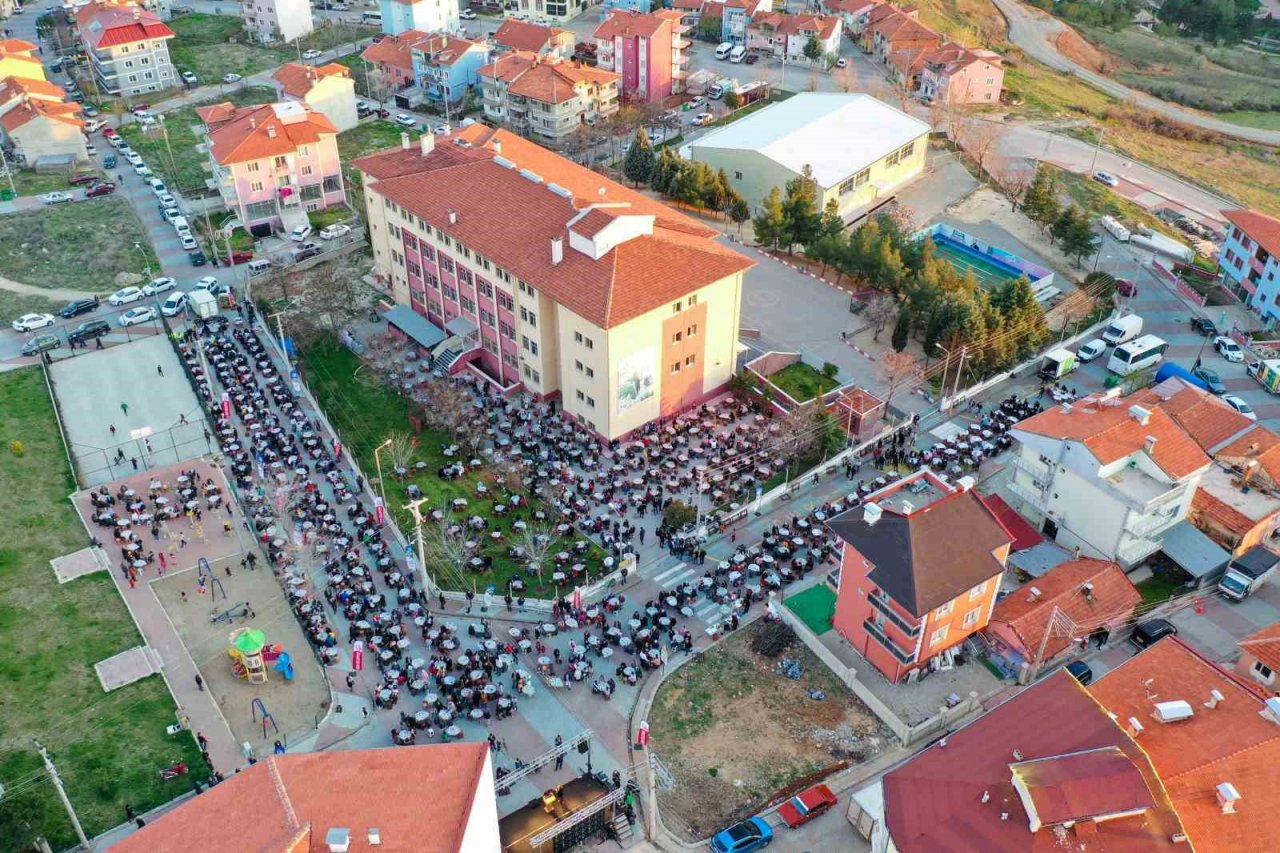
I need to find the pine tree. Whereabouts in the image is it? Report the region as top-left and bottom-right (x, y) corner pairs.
(821, 197), (843, 237)
(780, 164), (822, 253)
(1057, 205), (1099, 266)
(752, 187), (787, 250)
(891, 310), (911, 352)
(650, 148), (680, 195)
(1022, 166), (1060, 233)
(622, 129), (655, 186)
(803, 34), (822, 61)
(728, 194), (750, 234)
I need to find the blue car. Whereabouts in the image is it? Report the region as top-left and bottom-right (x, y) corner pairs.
(711, 817), (773, 853)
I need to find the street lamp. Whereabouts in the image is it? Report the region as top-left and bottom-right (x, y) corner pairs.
(133, 242), (153, 281)
(373, 437), (393, 505)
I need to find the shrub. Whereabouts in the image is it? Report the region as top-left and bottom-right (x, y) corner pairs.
(664, 500), (697, 530)
(9, 439), (23, 456)
(750, 620), (796, 658)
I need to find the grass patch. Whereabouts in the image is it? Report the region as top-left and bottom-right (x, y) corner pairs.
(1135, 573), (1185, 605)
(118, 86), (276, 194)
(0, 290), (64, 326)
(7, 169), (101, 197)
(299, 337), (603, 597)
(308, 206), (355, 230)
(170, 15), (374, 82)
(1218, 110), (1280, 131)
(768, 362), (838, 403)
(784, 584), (836, 635)
(0, 368), (204, 851)
(1045, 164), (1179, 240)
(338, 120), (409, 161)
(0, 197), (157, 292)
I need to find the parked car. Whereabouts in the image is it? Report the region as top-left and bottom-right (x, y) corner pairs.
(20, 333), (61, 356)
(222, 73), (242, 83)
(1131, 618), (1177, 650)
(1191, 364), (1227, 395)
(125, 150), (143, 166)
(1093, 171), (1119, 188)
(181, 70), (199, 84)
(11, 312), (55, 332)
(157, 192), (175, 208)
(693, 112), (714, 126)
(193, 275), (221, 293)
(1116, 278), (1138, 297)
(1221, 394), (1257, 420)
(69, 171), (99, 186)
(460, 7), (476, 17)
(711, 817), (772, 853)
(149, 177), (167, 196)
(85, 182), (116, 198)
(133, 163), (153, 178)
(67, 319), (111, 344)
(118, 305), (157, 326)
(108, 286), (144, 306)
(1190, 316), (1218, 336)
(42, 191), (73, 204)
(302, 49), (322, 60)
(394, 113), (416, 127)
(1065, 660), (1093, 686)
(129, 103), (150, 115)
(188, 250), (208, 266)
(143, 276), (176, 296)
(292, 245), (322, 262)
(777, 784), (837, 829)
(835, 57), (847, 68)
(180, 233), (199, 251)
(103, 154), (117, 169)
(1214, 336), (1244, 362)
(160, 291), (188, 316)
(228, 250), (255, 264)
(290, 223), (313, 241)
(1076, 339), (1107, 362)
(319, 222), (351, 240)
(58, 296), (100, 318)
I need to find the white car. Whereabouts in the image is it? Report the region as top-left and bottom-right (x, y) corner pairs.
(125, 151), (143, 165)
(433, 123), (450, 135)
(836, 57), (848, 68)
(394, 113), (416, 127)
(1076, 338), (1107, 362)
(193, 275), (220, 292)
(692, 112), (714, 127)
(119, 305), (157, 326)
(460, 8), (476, 18)
(1093, 171), (1119, 188)
(144, 277), (176, 296)
(157, 192), (176, 208)
(302, 49), (322, 60)
(1214, 335), (1244, 362)
(319, 222), (351, 240)
(688, 96), (704, 108)
(108, 286), (144, 306)
(290, 223), (313, 241)
(181, 71), (199, 84)
(11, 312), (55, 332)
(1223, 395), (1257, 420)
(180, 233), (199, 251)
(41, 191), (73, 204)
(222, 73), (243, 84)
(134, 163), (153, 178)
(161, 291), (188, 316)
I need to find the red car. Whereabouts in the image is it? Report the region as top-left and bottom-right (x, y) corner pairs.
(102, 126), (118, 138)
(69, 172), (99, 185)
(228, 250), (254, 265)
(777, 784), (838, 829)
(1116, 278), (1138, 297)
(85, 182), (117, 197)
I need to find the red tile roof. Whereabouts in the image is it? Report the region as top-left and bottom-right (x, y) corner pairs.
(1010, 746), (1156, 827)
(206, 101), (337, 166)
(978, 493), (1043, 552)
(989, 558), (1140, 660)
(478, 54), (618, 104)
(272, 61), (350, 98)
(1214, 423), (1280, 488)
(74, 1), (175, 50)
(1132, 380), (1256, 453)
(111, 744), (491, 853)
(883, 670), (1187, 851)
(493, 19), (572, 53)
(0, 38), (38, 54)
(354, 127), (752, 330)
(414, 33), (486, 67)
(751, 11), (841, 39)
(0, 75), (71, 104)
(1014, 394), (1211, 479)
(360, 29), (427, 73)
(1191, 486), (1258, 538)
(1239, 621), (1280, 674)
(1224, 208), (1280, 261)
(1091, 637), (1280, 853)
(0, 98), (84, 132)
(594, 9), (678, 40)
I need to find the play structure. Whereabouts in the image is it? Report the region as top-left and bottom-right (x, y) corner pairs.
(227, 627), (292, 684)
(198, 557), (227, 602)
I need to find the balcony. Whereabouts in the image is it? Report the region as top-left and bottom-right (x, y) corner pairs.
(673, 51), (690, 66)
(1116, 535), (1161, 567)
(1126, 509), (1180, 539)
(673, 36), (691, 50)
(868, 591), (921, 639)
(863, 619), (916, 665)
(1011, 454), (1052, 483)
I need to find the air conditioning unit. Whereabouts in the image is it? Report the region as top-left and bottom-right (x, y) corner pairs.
(1152, 700), (1194, 724)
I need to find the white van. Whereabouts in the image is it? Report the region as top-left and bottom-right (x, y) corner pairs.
(171, 215), (191, 237)
(1102, 313), (1143, 346)
(247, 258), (273, 277)
(729, 46), (747, 63)
(714, 42), (734, 60)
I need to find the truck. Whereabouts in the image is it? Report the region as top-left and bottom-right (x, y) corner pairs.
(189, 289), (218, 320)
(1154, 360), (1210, 392)
(1100, 215), (1131, 242)
(1256, 359), (1280, 394)
(1131, 230), (1195, 263)
(1218, 545), (1280, 601)
(1102, 313), (1143, 345)
(1038, 348), (1078, 380)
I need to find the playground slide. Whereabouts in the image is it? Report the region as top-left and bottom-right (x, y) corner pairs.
(273, 650), (294, 681)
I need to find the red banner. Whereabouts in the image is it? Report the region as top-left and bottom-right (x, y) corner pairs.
(220, 391), (231, 420)
(351, 639), (364, 672)
(637, 720), (650, 747)
(375, 497), (385, 527)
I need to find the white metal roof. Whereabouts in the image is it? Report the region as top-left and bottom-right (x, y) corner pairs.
(687, 92), (930, 188)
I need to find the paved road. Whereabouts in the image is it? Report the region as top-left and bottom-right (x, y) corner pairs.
(990, 0), (1280, 146)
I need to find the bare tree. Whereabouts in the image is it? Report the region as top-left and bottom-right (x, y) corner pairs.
(866, 295), (898, 343)
(286, 259), (373, 348)
(361, 331), (402, 382)
(367, 66), (397, 103)
(877, 350), (922, 418)
(422, 519), (477, 587)
(511, 522), (560, 580)
(385, 431), (415, 477)
(956, 114), (1001, 178)
(416, 377), (478, 444)
(765, 403), (832, 472)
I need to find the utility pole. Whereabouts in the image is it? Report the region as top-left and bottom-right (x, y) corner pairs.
(267, 309), (291, 370)
(35, 741), (89, 849)
(1088, 125), (1106, 177)
(405, 496), (433, 595)
(951, 347), (969, 399)
(0, 146), (16, 197)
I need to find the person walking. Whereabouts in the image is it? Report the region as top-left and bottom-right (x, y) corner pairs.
(194, 674), (204, 691)
(156, 364), (164, 377)
(120, 401), (129, 416)
(109, 424), (116, 437)
(196, 732), (208, 752)
(554, 734), (564, 770)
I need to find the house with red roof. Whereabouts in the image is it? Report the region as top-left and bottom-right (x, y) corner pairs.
(826, 468), (1013, 683)
(361, 29), (427, 93)
(0, 37), (46, 85)
(353, 124), (753, 438)
(1220, 208), (1280, 317)
(746, 12), (842, 65)
(199, 100), (344, 234)
(272, 62), (358, 131)
(73, 0), (176, 97)
(819, 0), (882, 35)
(1236, 621), (1280, 694)
(1008, 391), (1213, 568)
(0, 96), (87, 167)
(243, 0), (314, 44)
(111, 743), (500, 853)
(477, 53), (619, 142)
(918, 42), (1003, 104)
(492, 19), (576, 58)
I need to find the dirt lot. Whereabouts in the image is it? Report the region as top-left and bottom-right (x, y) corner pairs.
(153, 555), (331, 756)
(650, 623), (891, 838)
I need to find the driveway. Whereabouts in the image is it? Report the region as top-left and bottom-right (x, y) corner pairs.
(990, 0), (1280, 146)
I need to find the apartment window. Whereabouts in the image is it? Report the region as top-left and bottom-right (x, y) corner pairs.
(575, 360), (584, 373)
(479, 309), (494, 327)
(273, 156), (287, 168)
(685, 355), (696, 367)
(574, 331), (583, 343)
(522, 365), (540, 383)
(586, 366), (594, 378)
(502, 351), (518, 368)
(299, 145), (310, 156)
(247, 162), (260, 173)
(124, 59), (135, 68)
(300, 165), (313, 176)
(426, 273), (439, 290)
(671, 331), (682, 344)
(968, 581), (986, 601)
(672, 300), (682, 313)
(500, 322), (515, 340)
(250, 181), (264, 192)
(935, 601), (954, 618)
(443, 285), (456, 300)
(406, 260), (421, 277)
(586, 395), (595, 408)
(477, 280), (493, 298)
(518, 280), (535, 296)
(520, 307), (529, 322)
(688, 295), (698, 306)
(962, 608), (980, 629)
(670, 362), (681, 374)
(576, 389), (585, 401)
(930, 625), (950, 647)
(854, 167), (871, 188)
(423, 244), (436, 261)
(1255, 660), (1275, 682)
(440, 257), (455, 273)
(460, 296), (475, 313)
(734, 170), (743, 180)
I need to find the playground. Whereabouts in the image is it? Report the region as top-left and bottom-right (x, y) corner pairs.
(916, 223), (1055, 292)
(153, 555), (331, 758)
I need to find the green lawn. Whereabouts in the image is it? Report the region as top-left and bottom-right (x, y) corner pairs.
(0, 368), (204, 851)
(784, 584), (836, 635)
(1218, 110), (1280, 130)
(118, 86), (276, 194)
(300, 338), (604, 598)
(6, 169), (101, 197)
(0, 198), (157, 292)
(1135, 573), (1186, 605)
(308, 206), (355, 230)
(338, 120), (408, 161)
(1046, 164), (1180, 242)
(768, 362), (838, 403)
(170, 14), (375, 82)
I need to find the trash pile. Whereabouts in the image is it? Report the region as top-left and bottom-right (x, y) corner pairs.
(777, 658), (802, 679)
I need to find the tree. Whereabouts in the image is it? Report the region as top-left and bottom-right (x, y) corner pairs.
(384, 432), (415, 477)
(728, 194), (750, 234)
(956, 114), (1001, 176)
(780, 164), (823, 253)
(724, 90), (742, 110)
(697, 15), (722, 42)
(752, 187), (787, 250)
(415, 377), (477, 442)
(802, 34), (823, 62)
(284, 257), (373, 348)
(877, 351), (921, 417)
(664, 500), (697, 529)
(891, 309), (911, 352)
(989, 153), (1034, 211)
(421, 519), (477, 588)
(1022, 165), (1060, 232)
(650, 147), (681, 195)
(1053, 205), (1099, 266)
(866, 295), (898, 342)
(512, 522), (560, 580)
(820, 197), (844, 238)
(622, 128), (655, 186)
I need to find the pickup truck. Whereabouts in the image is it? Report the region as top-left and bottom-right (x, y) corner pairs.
(1218, 545), (1280, 601)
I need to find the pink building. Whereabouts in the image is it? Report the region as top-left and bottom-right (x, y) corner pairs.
(593, 9), (690, 101)
(199, 100), (346, 234)
(918, 42), (1003, 105)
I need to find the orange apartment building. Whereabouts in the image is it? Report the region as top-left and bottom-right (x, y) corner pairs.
(828, 469), (1013, 683)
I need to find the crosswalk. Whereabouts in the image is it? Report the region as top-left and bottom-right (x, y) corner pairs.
(649, 562), (731, 623)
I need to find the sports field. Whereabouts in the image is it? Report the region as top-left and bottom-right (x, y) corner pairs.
(933, 239), (1022, 290)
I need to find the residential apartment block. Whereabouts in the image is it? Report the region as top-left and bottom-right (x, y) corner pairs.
(1220, 208), (1280, 318)
(918, 42), (1003, 104)
(827, 469), (1013, 684)
(867, 6), (941, 88)
(592, 9), (690, 102)
(413, 33), (490, 105)
(360, 29), (423, 93)
(0, 37), (47, 84)
(198, 100), (345, 234)
(354, 125), (754, 439)
(0, 77), (87, 166)
(702, 0), (773, 45)
(1008, 393), (1212, 568)
(492, 19), (576, 58)
(73, 0), (176, 97)
(506, 0), (588, 23)
(242, 0), (314, 44)
(478, 53), (619, 144)
(379, 0), (459, 37)
(819, 0), (881, 35)
(746, 12), (842, 65)
(272, 62), (358, 131)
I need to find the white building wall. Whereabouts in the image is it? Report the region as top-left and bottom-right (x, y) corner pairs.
(458, 751), (501, 852)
